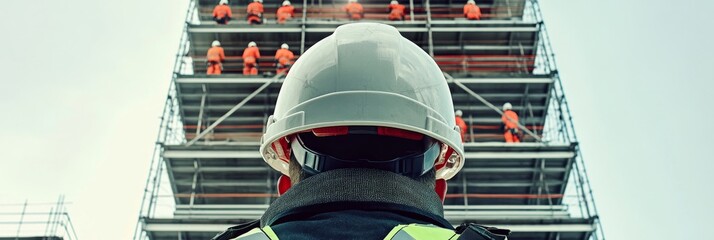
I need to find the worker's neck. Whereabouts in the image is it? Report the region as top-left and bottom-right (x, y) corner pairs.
(261, 168), (444, 226)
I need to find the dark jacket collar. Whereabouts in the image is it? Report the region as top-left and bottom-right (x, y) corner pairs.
(261, 168), (448, 227)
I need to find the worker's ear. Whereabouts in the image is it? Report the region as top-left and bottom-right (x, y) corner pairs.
(435, 179), (447, 203)
(277, 175), (292, 196)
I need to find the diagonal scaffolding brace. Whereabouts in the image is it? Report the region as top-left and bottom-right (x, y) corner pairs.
(186, 74), (283, 146)
(444, 72), (542, 142)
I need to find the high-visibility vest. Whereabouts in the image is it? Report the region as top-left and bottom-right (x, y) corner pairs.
(231, 223), (508, 240)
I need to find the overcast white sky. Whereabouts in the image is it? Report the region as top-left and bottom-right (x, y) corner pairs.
(0, 0), (712, 239)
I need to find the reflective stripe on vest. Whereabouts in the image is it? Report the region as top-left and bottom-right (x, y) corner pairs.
(234, 224), (457, 240)
(384, 224), (458, 240)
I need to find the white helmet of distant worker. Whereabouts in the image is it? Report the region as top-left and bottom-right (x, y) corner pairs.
(455, 110), (463, 116)
(260, 23), (465, 182)
(390, 0), (398, 4)
(212, 40), (221, 47)
(219, 0), (228, 5)
(248, 41), (257, 47)
(467, 0), (475, 4)
(283, 0), (291, 6)
(503, 102), (513, 111)
(281, 43), (289, 49)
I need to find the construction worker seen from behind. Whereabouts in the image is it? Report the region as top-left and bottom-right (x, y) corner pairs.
(343, 0), (364, 20)
(242, 41), (261, 75)
(276, 0), (295, 24)
(247, 0), (264, 24)
(274, 43), (294, 75)
(455, 110), (468, 142)
(213, 0), (233, 24)
(206, 40), (225, 75)
(388, 0), (406, 21)
(463, 0), (481, 20)
(502, 102), (521, 143)
(212, 23), (510, 240)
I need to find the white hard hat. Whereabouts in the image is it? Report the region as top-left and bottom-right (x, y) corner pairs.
(348, 0), (357, 3)
(212, 40), (221, 47)
(503, 102), (513, 111)
(390, 0), (398, 4)
(455, 110), (463, 116)
(281, 43), (289, 49)
(219, 0), (228, 4)
(283, 0), (291, 6)
(467, 0), (475, 4)
(254, 0), (262, 2)
(261, 23), (464, 180)
(248, 41), (257, 47)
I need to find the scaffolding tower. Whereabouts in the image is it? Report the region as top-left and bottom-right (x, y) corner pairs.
(134, 0), (604, 239)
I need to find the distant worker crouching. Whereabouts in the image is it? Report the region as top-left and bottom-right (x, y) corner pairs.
(213, 0), (233, 24)
(242, 41), (261, 75)
(388, 0), (406, 21)
(455, 110), (468, 142)
(274, 43), (294, 75)
(343, 0), (364, 20)
(502, 102), (521, 143)
(463, 0), (481, 20)
(247, 0), (264, 24)
(206, 40), (225, 75)
(276, 1), (295, 24)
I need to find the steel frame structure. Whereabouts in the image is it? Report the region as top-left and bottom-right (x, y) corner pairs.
(133, 0), (604, 239)
(0, 196), (79, 240)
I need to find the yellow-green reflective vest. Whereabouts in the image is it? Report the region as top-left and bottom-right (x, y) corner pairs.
(233, 224), (459, 240)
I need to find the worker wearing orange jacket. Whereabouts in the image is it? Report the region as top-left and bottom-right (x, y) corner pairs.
(213, 0), (233, 24)
(247, 0), (264, 24)
(388, 0), (406, 21)
(206, 40), (225, 75)
(243, 41), (261, 75)
(275, 43), (295, 75)
(343, 0), (364, 20)
(276, 0), (295, 24)
(455, 110), (468, 142)
(463, 0), (481, 20)
(501, 102), (521, 143)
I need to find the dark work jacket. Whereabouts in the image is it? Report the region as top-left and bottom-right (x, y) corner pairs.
(215, 168), (454, 239)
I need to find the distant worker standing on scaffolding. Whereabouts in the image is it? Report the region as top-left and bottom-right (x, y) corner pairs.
(213, 0), (233, 24)
(343, 0), (364, 20)
(502, 102), (521, 143)
(387, 0), (406, 21)
(463, 0), (481, 20)
(206, 40), (225, 75)
(276, 0), (295, 24)
(242, 41), (261, 75)
(247, 0), (264, 24)
(455, 110), (468, 142)
(274, 43), (294, 75)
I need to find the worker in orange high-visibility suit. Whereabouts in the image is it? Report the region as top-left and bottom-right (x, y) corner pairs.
(455, 110), (468, 142)
(247, 0), (264, 24)
(206, 40), (226, 75)
(501, 102), (521, 143)
(275, 43), (295, 75)
(387, 0), (406, 21)
(276, 0), (295, 24)
(243, 41), (261, 75)
(463, 0), (481, 20)
(213, 0), (233, 24)
(343, 0), (364, 20)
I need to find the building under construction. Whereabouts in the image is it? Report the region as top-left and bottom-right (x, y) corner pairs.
(134, 0), (604, 239)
